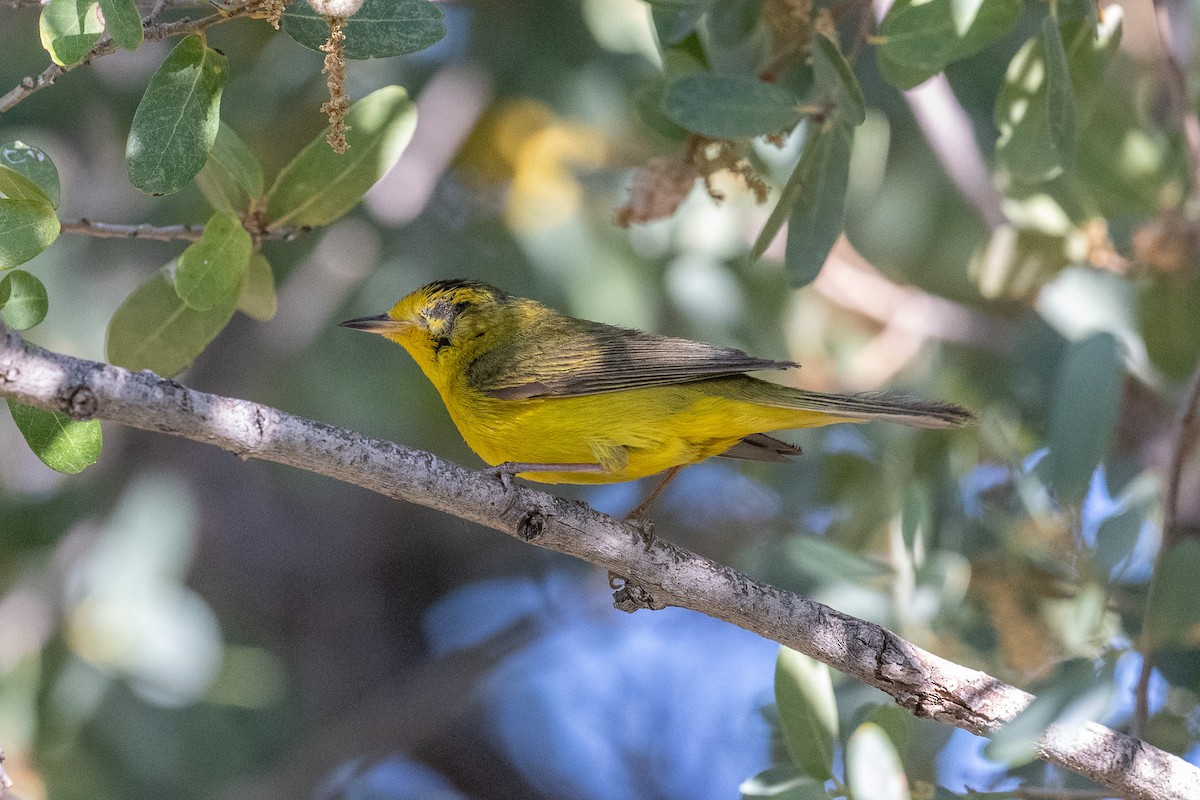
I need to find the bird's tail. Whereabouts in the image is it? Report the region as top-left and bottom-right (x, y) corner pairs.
(783, 389), (974, 429)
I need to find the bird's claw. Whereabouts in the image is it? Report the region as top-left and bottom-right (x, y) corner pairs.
(485, 463), (521, 515)
(622, 511), (655, 552)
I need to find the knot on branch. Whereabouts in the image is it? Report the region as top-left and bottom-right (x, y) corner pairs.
(611, 580), (666, 613)
(516, 509), (546, 541)
(65, 385), (98, 419)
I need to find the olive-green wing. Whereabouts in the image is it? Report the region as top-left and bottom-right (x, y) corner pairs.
(469, 317), (797, 400)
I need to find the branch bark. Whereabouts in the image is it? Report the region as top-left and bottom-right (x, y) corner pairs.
(2, 330), (1198, 800)
(59, 218), (310, 243)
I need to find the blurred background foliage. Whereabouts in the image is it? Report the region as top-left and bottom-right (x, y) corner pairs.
(1, 0), (1199, 798)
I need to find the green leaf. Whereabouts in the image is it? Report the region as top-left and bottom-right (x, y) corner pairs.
(877, 0), (1020, 88)
(785, 123), (852, 286)
(196, 122), (264, 212)
(0, 199), (60, 269)
(281, 0), (445, 59)
(740, 768), (829, 800)
(106, 263), (238, 376)
(774, 647), (838, 781)
(237, 253), (277, 321)
(127, 35), (228, 196)
(750, 124), (819, 264)
(995, 14), (1121, 185)
(846, 723), (910, 800)
(648, 0), (713, 46)
(663, 73), (801, 138)
(266, 85), (418, 228)
(98, 0), (143, 50)
(786, 532), (893, 582)
(0, 142), (61, 208)
(7, 399), (102, 475)
(1041, 17), (1076, 172)
(175, 210), (252, 311)
(0, 270), (49, 329)
(812, 35), (865, 126)
(1145, 540), (1200, 651)
(0, 166), (53, 206)
(39, 0), (103, 66)
(863, 704), (915, 760)
(1042, 332), (1123, 502)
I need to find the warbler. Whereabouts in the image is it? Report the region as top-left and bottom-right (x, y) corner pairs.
(340, 279), (972, 504)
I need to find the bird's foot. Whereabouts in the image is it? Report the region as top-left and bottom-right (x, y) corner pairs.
(484, 463), (524, 515)
(621, 510), (655, 552)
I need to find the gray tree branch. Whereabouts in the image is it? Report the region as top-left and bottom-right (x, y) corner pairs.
(2, 329), (1198, 800)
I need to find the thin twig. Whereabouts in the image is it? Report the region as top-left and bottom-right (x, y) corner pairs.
(58, 218), (310, 242)
(1, 330), (1200, 800)
(0, 0), (265, 114)
(967, 788), (1116, 800)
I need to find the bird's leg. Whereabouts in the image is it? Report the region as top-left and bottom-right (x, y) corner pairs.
(621, 465), (683, 552)
(483, 462), (604, 515)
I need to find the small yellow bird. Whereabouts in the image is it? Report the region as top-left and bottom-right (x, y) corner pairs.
(341, 279), (971, 504)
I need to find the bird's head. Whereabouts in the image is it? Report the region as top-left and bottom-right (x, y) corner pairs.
(340, 279), (512, 377)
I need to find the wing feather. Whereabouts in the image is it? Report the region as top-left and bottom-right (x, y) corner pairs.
(469, 314), (796, 400)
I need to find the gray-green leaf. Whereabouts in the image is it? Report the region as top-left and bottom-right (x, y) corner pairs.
(127, 35), (228, 196)
(106, 263), (238, 376)
(0, 166), (53, 206)
(266, 85), (417, 229)
(1043, 332), (1123, 502)
(39, 0), (103, 66)
(774, 647), (838, 781)
(785, 123), (852, 286)
(237, 253), (277, 321)
(0, 199), (60, 268)
(812, 35), (865, 126)
(663, 73), (801, 138)
(0, 270), (49, 329)
(0, 142), (61, 208)
(649, 0), (713, 46)
(7, 399), (102, 474)
(877, 0), (1020, 89)
(196, 122), (264, 212)
(1042, 17), (1077, 172)
(281, 0), (445, 59)
(98, 0), (144, 50)
(175, 210), (252, 311)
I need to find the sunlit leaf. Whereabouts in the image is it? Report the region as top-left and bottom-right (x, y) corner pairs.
(0, 270), (49, 329)
(127, 35), (228, 195)
(7, 399), (102, 474)
(98, 0), (143, 50)
(663, 73), (802, 138)
(785, 123), (852, 286)
(1042, 332), (1123, 501)
(846, 722), (910, 800)
(237, 253), (277, 321)
(995, 14), (1121, 184)
(0, 199), (60, 268)
(812, 35), (865, 126)
(774, 647), (838, 780)
(175, 210), (252, 311)
(1042, 17), (1077, 172)
(0, 166), (53, 206)
(106, 263), (237, 376)
(281, 0), (445, 59)
(266, 85), (417, 228)
(739, 768), (829, 799)
(0, 142), (61, 208)
(39, 0), (103, 66)
(196, 122), (262, 212)
(877, 0), (1019, 89)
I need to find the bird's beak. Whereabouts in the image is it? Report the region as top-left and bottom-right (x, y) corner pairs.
(338, 314), (412, 334)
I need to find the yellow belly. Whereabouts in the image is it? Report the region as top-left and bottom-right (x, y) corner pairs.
(436, 378), (846, 484)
